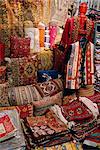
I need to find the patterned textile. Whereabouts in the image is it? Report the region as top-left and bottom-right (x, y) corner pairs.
(0, 7), (10, 57)
(66, 41), (94, 89)
(0, 66), (6, 84)
(10, 36), (30, 58)
(78, 85), (95, 97)
(0, 42), (5, 63)
(8, 54), (38, 86)
(49, 25), (57, 47)
(86, 92), (100, 111)
(43, 0), (51, 24)
(62, 94), (77, 105)
(46, 110), (67, 132)
(34, 79), (64, 98)
(15, 147), (26, 150)
(0, 110), (25, 150)
(71, 117), (98, 141)
(33, 28), (40, 53)
(29, 0), (44, 25)
(8, 84), (41, 105)
(37, 70), (59, 83)
(39, 28), (45, 47)
(26, 116), (56, 142)
(24, 27), (40, 53)
(0, 104), (33, 119)
(78, 97), (99, 120)
(51, 0), (78, 27)
(33, 92), (63, 116)
(50, 102), (98, 141)
(51, 105), (98, 141)
(83, 127), (100, 148)
(24, 27), (35, 52)
(0, 82), (10, 106)
(38, 23), (45, 47)
(61, 16), (94, 47)
(53, 46), (65, 73)
(37, 49), (53, 70)
(60, 101), (93, 121)
(44, 26), (50, 49)
(86, 92), (100, 103)
(88, 0), (100, 11)
(21, 113), (71, 148)
(7, 50), (54, 86)
(94, 48), (100, 92)
(33, 142), (83, 150)
(0, 113), (16, 142)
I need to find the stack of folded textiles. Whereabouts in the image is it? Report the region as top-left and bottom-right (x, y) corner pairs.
(21, 111), (72, 149)
(83, 127), (100, 149)
(0, 110), (26, 150)
(52, 100), (98, 142)
(21, 98), (99, 149)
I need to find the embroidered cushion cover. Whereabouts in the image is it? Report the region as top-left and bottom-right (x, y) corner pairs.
(37, 70), (59, 82)
(8, 79), (64, 116)
(8, 54), (38, 86)
(7, 50), (54, 87)
(0, 110), (25, 149)
(33, 79), (64, 115)
(34, 78), (64, 98)
(0, 113), (16, 142)
(10, 36), (30, 58)
(8, 84), (41, 105)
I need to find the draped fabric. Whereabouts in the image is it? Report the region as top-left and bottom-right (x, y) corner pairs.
(87, 0), (100, 11)
(65, 41), (94, 89)
(43, 0), (51, 25)
(61, 16), (94, 48)
(51, 0), (78, 27)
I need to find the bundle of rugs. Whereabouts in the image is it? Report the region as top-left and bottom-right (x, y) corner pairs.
(21, 94), (100, 150)
(0, 75), (100, 150)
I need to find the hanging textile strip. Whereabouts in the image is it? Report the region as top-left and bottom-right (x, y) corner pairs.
(43, 0), (51, 24)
